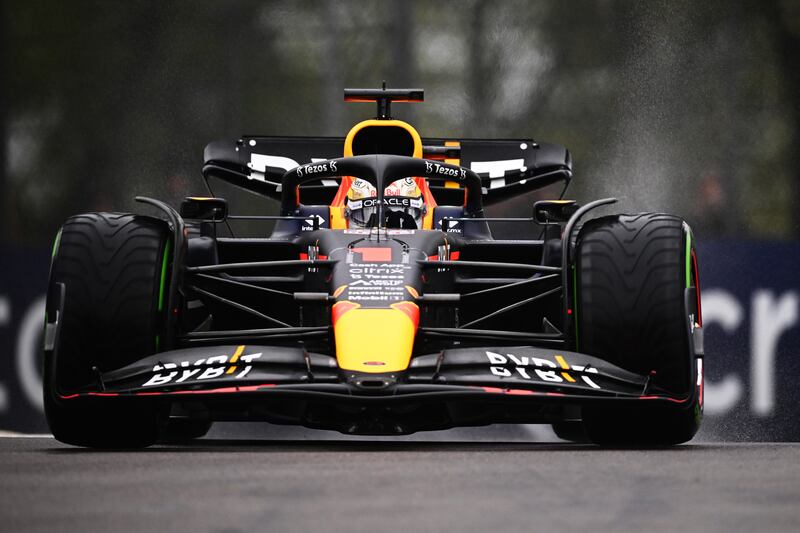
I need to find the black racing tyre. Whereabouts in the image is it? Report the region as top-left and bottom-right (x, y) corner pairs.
(551, 421), (589, 443)
(574, 213), (701, 446)
(158, 420), (213, 444)
(44, 213), (172, 448)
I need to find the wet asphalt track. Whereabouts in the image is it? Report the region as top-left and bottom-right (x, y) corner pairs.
(1, 429), (799, 533)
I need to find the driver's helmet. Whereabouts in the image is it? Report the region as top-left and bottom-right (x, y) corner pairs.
(345, 177), (426, 228)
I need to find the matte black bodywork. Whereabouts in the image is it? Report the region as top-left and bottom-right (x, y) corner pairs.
(47, 152), (701, 435)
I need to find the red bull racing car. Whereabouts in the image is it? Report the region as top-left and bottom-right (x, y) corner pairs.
(43, 87), (704, 447)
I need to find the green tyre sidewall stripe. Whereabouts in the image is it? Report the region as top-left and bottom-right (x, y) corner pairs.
(684, 226), (692, 289)
(156, 238), (172, 352)
(51, 228), (63, 259)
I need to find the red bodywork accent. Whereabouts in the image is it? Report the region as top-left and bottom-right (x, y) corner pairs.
(427, 251), (460, 261)
(479, 385), (686, 403)
(638, 395), (690, 404)
(352, 247), (392, 262)
(479, 387), (555, 397)
(331, 301), (359, 325)
(392, 301), (420, 329)
(59, 384), (691, 403)
(59, 384), (277, 400)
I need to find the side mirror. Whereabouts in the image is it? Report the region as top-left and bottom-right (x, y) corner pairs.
(533, 200), (579, 224)
(180, 197), (228, 221)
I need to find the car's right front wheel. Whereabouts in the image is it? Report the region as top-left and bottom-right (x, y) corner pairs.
(44, 212), (171, 448)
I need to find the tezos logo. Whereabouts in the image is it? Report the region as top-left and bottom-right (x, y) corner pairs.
(297, 160), (337, 178)
(425, 161), (466, 179)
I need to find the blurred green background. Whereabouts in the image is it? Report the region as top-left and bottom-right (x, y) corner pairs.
(4, 0), (800, 242)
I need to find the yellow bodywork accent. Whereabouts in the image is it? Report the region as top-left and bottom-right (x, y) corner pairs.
(333, 285), (348, 298)
(230, 345), (245, 363)
(444, 140), (461, 167)
(334, 307), (417, 373)
(329, 206), (348, 229)
(405, 285), (420, 299)
(226, 345), (246, 374)
(344, 119), (423, 158)
(554, 355), (575, 382)
(444, 141), (462, 192)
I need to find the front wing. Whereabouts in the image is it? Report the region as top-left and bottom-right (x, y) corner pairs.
(56, 345), (696, 434)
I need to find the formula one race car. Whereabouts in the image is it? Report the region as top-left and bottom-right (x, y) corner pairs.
(44, 87), (704, 447)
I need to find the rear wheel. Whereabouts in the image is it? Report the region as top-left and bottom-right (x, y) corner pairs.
(574, 213), (701, 445)
(44, 213), (172, 448)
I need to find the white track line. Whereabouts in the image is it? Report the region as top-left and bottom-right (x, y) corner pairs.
(0, 431), (53, 438)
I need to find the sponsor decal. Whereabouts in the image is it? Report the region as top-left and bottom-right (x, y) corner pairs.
(385, 178), (420, 197)
(296, 160), (337, 178)
(349, 197), (423, 210)
(425, 161), (466, 179)
(437, 219), (462, 233)
(342, 229), (415, 235)
(485, 351), (601, 389)
(142, 348), (262, 387)
(346, 263), (410, 302)
(470, 158), (525, 179)
(248, 154), (300, 174)
(301, 214), (326, 232)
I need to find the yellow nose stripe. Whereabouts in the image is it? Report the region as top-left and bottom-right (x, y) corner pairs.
(334, 306), (417, 373)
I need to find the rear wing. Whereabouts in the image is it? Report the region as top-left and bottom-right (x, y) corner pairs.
(202, 136), (571, 207)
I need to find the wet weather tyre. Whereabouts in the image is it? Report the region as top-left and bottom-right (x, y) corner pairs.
(44, 213), (171, 448)
(551, 421), (589, 443)
(574, 213), (701, 446)
(158, 420), (213, 443)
